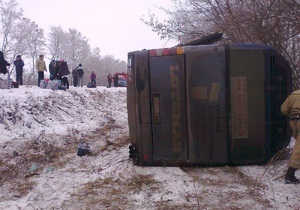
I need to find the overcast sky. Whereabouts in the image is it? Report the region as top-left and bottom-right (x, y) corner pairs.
(16, 0), (177, 62)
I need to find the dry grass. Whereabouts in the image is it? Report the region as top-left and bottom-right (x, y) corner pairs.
(0, 134), (76, 188)
(0, 180), (37, 202)
(98, 135), (130, 153)
(0, 116), (132, 206)
(64, 173), (162, 209)
(11, 180), (37, 198)
(180, 166), (272, 209)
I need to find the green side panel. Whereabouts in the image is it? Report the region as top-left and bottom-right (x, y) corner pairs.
(229, 50), (266, 164)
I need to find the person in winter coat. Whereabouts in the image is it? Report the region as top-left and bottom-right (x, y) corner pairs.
(0, 51), (10, 75)
(113, 73), (119, 87)
(281, 90), (300, 184)
(35, 54), (47, 87)
(57, 60), (70, 89)
(90, 71), (96, 85)
(13, 55), (24, 85)
(76, 64), (84, 87)
(49, 60), (57, 80)
(107, 73), (112, 88)
(72, 68), (78, 87)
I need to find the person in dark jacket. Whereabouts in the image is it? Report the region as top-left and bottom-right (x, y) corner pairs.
(49, 60), (56, 80)
(90, 71), (96, 85)
(57, 60), (70, 89)
(72, 68), (78, 87)
(13, 55), (24, 85)
(0, 51), (10, 75)
(77, 64), (84, 87)
(113, 73), (118, 87)
(107, 73), (112, 88)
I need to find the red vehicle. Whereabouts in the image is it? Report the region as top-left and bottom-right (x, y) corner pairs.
(114, 72), (127, 87)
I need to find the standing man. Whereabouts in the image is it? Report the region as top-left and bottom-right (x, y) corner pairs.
(14, 55), (24, 85)
(90, 71), (96, 86)
(72, 67), (78, 87)
(281, 90), (300, 184)
(113, 73), (119, 87)
(58, 60), (70, 89)
(36, 54), (47, 87)
(107, 73), (112, 88)
(77, 64), (84, 87)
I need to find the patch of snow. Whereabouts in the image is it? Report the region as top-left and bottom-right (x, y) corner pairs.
(0, 85), (299, 209)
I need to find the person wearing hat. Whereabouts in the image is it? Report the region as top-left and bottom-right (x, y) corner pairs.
(14, 55), (24, 85)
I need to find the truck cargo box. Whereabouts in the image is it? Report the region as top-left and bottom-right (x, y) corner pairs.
(127, 44), (292, 166)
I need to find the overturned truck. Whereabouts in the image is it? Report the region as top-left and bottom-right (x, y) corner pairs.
(127, 43), (292, 166)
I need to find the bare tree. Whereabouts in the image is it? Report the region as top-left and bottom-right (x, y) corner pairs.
(48, 26), (95, 85)
(48, 26), (66, 60)
(25, 19), (45, 85)
(0, 0), (45, 84)
(143, 0), (300, 87)
(48, 27), (91, 68)
(64, 28), (91, 70)
(0, 0), (126, 86)
(0, 0), (22, 55)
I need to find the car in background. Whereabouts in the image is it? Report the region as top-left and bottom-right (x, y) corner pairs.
(118, 78), (127, 87)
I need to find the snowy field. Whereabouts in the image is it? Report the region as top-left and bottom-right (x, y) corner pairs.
(0, 85), (299, 209)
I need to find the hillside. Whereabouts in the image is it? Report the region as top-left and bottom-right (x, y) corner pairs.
(0, 86), (299, 209)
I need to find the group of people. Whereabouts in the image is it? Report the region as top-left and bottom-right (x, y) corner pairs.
(72, 66), (97, 87)
(107, 72), (126, 88)
(37, 55), (95, 88)
(48, 59), (71, 88)
(37, 55), (73, 89)
(1, 51), (97, 88)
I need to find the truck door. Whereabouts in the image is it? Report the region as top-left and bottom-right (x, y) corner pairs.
(185, 45), (228, 165)
(149, 55), (187, 163)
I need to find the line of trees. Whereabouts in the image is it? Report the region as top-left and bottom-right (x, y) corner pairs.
(0, 0), (126, 86)
(142, 0), (300, 88)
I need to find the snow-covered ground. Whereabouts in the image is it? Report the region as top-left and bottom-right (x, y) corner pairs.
(0, 85), (299, 209)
